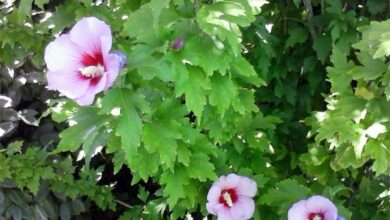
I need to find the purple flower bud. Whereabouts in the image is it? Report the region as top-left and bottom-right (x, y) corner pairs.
(112, 50), (127, 69)
(172, 38), (184, 50)
(337, 216), (346, 220)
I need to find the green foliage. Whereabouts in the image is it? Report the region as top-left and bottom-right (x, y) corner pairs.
(1, 0), (390, 219)
(0, 142), (115, 218)
(307, 20), (390, 175)
(259, 179), (311, 215)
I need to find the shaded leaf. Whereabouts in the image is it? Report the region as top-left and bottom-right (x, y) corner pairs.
(34, 205), (48, 220)
(60, 203), (71, 220)
(56, 108), (108, 152)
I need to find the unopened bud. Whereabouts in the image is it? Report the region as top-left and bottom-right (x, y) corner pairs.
(112, 50), (127, 69)
(172, 38), (184, 50)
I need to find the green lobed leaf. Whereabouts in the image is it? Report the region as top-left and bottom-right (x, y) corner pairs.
(101, 88), (144, 165)
(209, 74), (237, 116)
(313, 35), (332, 64)
(160, 166), (189, 208)
(143, 122), (181, 168)
(363, 139), (390, 174)
(56, 108), (108, 153)
(175, 66), (211, 119)
(259, 179), (311, 215)
(196, 0), (256, 55)
(186, 153), (217, 182)
(230, 55), (266, 87)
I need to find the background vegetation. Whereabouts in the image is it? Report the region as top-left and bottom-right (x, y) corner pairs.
(0, 0), (389, 219)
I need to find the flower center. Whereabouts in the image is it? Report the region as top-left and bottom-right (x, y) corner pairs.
(79, 64), (104, 78)
(79, 51), (105, 79)
(219, 189), (238, 207)
(308, 213), (324, 220)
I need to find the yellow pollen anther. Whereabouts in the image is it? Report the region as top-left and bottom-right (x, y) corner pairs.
(223, 191), (233, 207)
(80, 64), (104, 78)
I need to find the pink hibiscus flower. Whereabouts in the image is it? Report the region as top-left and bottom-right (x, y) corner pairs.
(206, 173), (257, 220)
(288, 195), (338, 220)
(44, 17), (122, 105)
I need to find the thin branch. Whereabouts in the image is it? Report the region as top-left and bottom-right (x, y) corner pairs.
(302, 0), (317, 38)
(285, 17), (306, 25)
(387, 0), (390, 18)
(115, 199), (133, 209)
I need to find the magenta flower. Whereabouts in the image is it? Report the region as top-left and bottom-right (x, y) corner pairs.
(44, 17), (121, 105)
(206, 173), (257, 220)
(288, 195), (338, 220)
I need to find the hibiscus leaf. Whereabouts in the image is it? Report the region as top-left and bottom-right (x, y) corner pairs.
(259, 179), (310, 215)
(230, 55), (266, 87)
(363, 140), (390, 174)
(56, 108), (108, 153)
(196, 0), (256, 55)
(209, 74), (237, 116)
(175, 66), (211, 119)
(160, 166), (189, 208)
(142, 122), (181, 169)
(101, 88), (144, 165)
(177, 142), (191, 167)
(186, 153), (217, 182)
(131, 148), (160, 181)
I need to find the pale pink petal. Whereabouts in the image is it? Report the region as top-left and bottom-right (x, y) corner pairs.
(46, 71), (89, 99)
(206, 183), (224, 215)
(236, 176), (257, 197)
(306, 196), (337, 220)
(230, 197), (255, 219)
(288, 200), (308, 220)
(207, 185), (222, 202)
(217, 209), (235, 220)
(70, 17), (112, 55)
(74, 74), (107, 106)
(101, 35), (112, 56)
(206, 184), (224, 215)
(206, 202), (217, 215)
(218, 173), (241, 190)
(90, 73), (107, 95)
(103, 53), (120, 89)
(207, 202), (224, 215)
(324, 210), (338, 220)
(44, 34), (82, 72)
(75, 92), (96, 106)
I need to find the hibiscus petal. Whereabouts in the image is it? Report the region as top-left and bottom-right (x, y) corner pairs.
(236, 176), (257, 197)
(90, 73), (108, 95)
(103, 53), (120, 90)
(288, 200), (308, 220)
(206, 201), (221, 215)
(324, 210), (338, 220)
(44, 34), (82, 72)
(75, 92), (96, 106)
(230, 197), (255, 219)
(207, 184), (222, 202)
(219, 173), (241, 189)
(46, 71), (89, 99)
(70, 17), (112, 56)
(101, 35), (113, 56)
(306, 195), (337, 220)
(217, 208), (235, 220)
(74, 74), (108, 106)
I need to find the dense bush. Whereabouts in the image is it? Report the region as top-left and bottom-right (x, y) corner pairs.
(0, 0), (389, 219)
